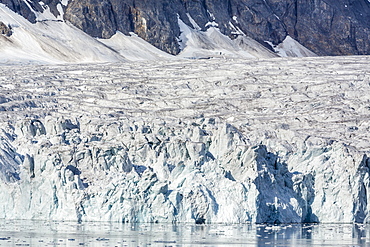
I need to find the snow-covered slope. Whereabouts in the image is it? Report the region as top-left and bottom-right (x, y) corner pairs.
(97, 32), (175, 61)
(0, 3), (317, 64)
(0, 3), (176, 64)
(0, 56), (370, 223)
(177, 17), (277, 59)
(0, 4), (126, 64)
(266, 36), (317, 57)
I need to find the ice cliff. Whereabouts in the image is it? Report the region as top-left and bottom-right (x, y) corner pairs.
(1, 116), (369, 224)
(0, 56), (370, 224)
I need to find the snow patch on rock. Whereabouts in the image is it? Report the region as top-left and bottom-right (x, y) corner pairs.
(266, 36), (317, 57)
(177, 16), (277, 59)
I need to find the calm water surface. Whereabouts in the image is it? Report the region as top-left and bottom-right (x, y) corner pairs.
(0, 220), (369, 246)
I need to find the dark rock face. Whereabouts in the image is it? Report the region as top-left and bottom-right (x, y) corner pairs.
(63, 0), (183, 54)
(41, 0), (65, 18)
(0, 21), (12, 36)
(270, 0), (370, 55)
(1, 0), (369, 55)
(0, 0), (39, 23)
(64, 0), (118, 38)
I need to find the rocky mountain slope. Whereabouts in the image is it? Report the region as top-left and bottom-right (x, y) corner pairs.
(0, 0), (280, 64)
(1, 0), (369, 56)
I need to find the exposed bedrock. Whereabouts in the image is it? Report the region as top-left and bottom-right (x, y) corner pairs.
(2, 0), (369, 55)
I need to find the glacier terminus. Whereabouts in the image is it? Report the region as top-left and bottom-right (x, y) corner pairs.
(0, 56), (370, 224)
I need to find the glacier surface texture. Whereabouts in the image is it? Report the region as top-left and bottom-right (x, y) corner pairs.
(1, 56), (370, 224)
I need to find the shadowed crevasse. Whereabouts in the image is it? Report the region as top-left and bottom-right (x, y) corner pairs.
(252, 145), (318, 224)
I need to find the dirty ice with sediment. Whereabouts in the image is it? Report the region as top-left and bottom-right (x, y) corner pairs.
(0, 2), (370, 225)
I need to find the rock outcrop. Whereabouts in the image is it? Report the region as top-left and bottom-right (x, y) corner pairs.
(1, 0), (369, 56)
(0, 0), (38, 23)
(0, 21), (11, 36)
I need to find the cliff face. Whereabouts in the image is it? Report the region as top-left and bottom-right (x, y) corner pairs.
(1, 0), (370, 55)
(64, 0), (183, 55)
(278, 0), (370, 56)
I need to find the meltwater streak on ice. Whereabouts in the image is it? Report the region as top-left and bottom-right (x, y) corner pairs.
(0, 220), (369, 246)
(0, 56), (370, 224)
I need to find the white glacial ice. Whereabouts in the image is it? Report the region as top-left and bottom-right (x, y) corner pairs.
(0, 56), (370, 224)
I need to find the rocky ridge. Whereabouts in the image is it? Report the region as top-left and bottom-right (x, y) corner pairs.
(1, 0), (369, 56)
(0, 20), (11, 36)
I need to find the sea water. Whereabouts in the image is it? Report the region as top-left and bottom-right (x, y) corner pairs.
(0, 220), (369, 246)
